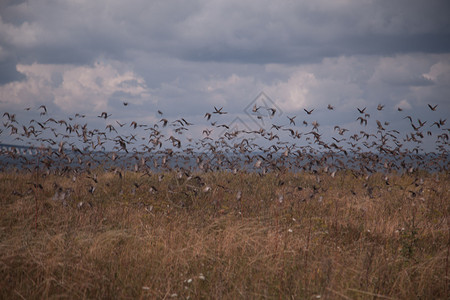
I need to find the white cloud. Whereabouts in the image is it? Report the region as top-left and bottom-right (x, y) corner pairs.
(268, 71), (316, 111)
(264, 56), (370, 112)
(396, 99), (412, 110)
(0, 61), (151, 112)
(422, 60), (450, 82)
(412, 58), (450, 105)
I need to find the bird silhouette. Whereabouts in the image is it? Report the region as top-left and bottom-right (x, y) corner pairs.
(428, 104), (438, 111)
(98, 112), (111, 119)
(357, 107), (366, 114)
(287, 116), (296, 125)
(213, 107), (227, 114)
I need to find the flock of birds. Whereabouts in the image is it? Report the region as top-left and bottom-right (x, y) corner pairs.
(1, 102), (448, 175)
(0, 101), (448, 208)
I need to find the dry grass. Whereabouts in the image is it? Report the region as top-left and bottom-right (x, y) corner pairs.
(1, 170), (449, 299)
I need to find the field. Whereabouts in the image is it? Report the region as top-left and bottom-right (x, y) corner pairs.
(1, 169), (448, 299)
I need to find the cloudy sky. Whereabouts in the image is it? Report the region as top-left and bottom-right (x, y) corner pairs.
(1, 0), (449, 149)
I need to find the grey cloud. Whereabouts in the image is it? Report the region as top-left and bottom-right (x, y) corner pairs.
(0, 58), (25, 84)
(175, 0), (450, 63)
(1, 0), (450, 71)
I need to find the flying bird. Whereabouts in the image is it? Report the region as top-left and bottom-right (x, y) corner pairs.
(428, 104), (437, 111)
(357, 117), (367, 126)
(159, 119), (168, 127)
(98, 112), (111, 119)
(287, 116), (296, 125)
(39, 105), (47, 116)
(213, 106), (227, 114)
(267, 108), (276, 117)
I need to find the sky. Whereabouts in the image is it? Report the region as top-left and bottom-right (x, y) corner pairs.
(0, 0), (449, 151)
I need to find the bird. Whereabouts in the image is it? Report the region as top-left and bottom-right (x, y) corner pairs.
(376, 120), (385, 130)
(357, 107), (366, 114)
(428, 104), (438, 111)
(39, 105), (47, 115)
(159, 119), (168, 127)
(267, 108), (276, 117)
(213, 106), (227, 114)
(304, 108), (314, 115)
(98, 112), (111, 119)
(357, 117), (367, 126)
(287, 116), (296, 125)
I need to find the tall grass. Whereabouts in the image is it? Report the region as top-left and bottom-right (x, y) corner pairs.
(1, 170), (449, 299)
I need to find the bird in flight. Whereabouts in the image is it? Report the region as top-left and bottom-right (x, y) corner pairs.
(98, 112), (111, 119)
(304, 108), (314, 115)
(39, 105), (47, 116)
(287, 116), (296, 125)
(213, 106), (227, 114)
(357, 116), (367, 126)
(357, 107), (366, 114)
(428, 104), (438, 111)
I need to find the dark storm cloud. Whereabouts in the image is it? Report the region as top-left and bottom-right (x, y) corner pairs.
(174, 0), (450, 64)
(1, 0), (450, 73)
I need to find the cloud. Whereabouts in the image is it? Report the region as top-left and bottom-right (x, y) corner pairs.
(369, 55), (434, 87)
(412, 59), (450, 105)
(1, 0), (450, 73)
(0, 61), (151, 113)
(396, 99), (412, 110)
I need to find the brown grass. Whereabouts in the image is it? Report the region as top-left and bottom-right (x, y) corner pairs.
(1, 170), (449, 299)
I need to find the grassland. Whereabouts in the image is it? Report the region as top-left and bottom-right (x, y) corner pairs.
(1, 170), (449, 299)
